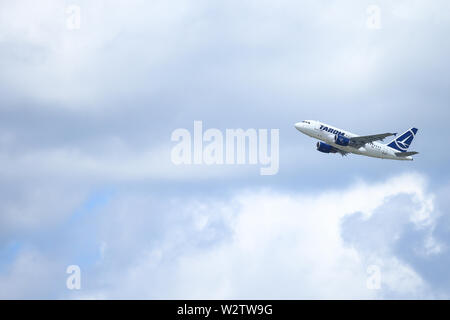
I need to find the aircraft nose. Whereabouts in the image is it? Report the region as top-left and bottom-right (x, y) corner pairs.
(294, 122), (303, 131)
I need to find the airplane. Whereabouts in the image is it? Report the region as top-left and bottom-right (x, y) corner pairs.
(294, 120), (419, 160)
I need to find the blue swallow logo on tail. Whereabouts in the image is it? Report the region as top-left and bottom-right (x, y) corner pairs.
(387, 128), (418, 152)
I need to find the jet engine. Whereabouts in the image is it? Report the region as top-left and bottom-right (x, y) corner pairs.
(316, 142), (338, 153)
(334, 134), (350, 146)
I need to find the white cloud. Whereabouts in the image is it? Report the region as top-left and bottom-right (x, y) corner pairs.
(0, 182), (87, 240)
(0, 249), (63, 299)
(60, 172), (439, 299)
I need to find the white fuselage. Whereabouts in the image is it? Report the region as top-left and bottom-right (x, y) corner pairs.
(295, 120), (413, 160)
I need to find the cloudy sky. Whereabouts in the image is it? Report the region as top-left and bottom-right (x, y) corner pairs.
(1, 0), (450, 299)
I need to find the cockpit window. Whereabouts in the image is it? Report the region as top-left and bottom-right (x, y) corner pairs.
(302, 120), (311, 124)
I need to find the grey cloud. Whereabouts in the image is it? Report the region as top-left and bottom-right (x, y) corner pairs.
(341, 191), (449, 298)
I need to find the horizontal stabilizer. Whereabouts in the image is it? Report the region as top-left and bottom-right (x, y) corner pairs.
(395, 151), (418, 157)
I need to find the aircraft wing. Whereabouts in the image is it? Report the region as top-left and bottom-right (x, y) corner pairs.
(349, 133), (396, 148)
(337, 149), (349, 156)
(334, 146), (350, 156)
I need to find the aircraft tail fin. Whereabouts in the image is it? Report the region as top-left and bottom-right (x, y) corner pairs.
(387, 128), (418, 152)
